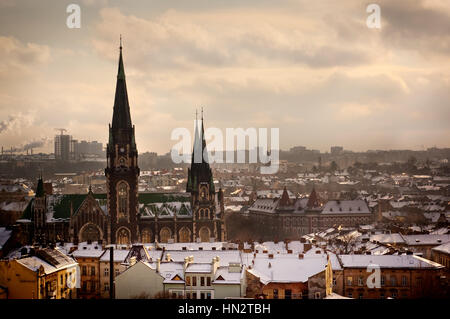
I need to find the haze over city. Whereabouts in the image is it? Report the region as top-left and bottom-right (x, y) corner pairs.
(0, 0), (449, 155)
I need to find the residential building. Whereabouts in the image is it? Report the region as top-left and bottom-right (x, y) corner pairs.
(0, 247), (78, 299)
(338, 254), (447, 299)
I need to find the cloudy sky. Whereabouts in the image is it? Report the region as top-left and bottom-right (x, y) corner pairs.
(0, 0), (449, 154)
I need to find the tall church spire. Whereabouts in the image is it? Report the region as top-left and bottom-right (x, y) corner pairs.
(111, 36), (132, 132)
(186, 108), (213, 193)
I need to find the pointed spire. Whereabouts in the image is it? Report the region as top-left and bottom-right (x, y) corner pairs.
(36, 174), (45, 197)
(111, 35), (133, 132)
(279, 186), (291, 207)
(200, 107), (208, 163)
(192, 108), (202, 164)
(306, 186), (320, 209)
(118, 35), (125, 80)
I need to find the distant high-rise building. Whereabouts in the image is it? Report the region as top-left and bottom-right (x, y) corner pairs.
(330, 146), (343, 154)
(54, 134), (72, 161)
(290, 146), (307, 152)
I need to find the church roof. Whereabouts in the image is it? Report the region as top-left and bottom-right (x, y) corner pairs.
(20, 192), (191, 220)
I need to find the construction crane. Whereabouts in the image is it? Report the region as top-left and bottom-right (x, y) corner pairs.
(55, 128), (67, 135)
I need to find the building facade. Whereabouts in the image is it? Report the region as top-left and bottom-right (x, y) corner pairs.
(248, 187), (373, 239)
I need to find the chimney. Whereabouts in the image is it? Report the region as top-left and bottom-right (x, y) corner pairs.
(298, 253), (304, 259)
(156, 258), (161, 273)
(268, 253), (274, 259)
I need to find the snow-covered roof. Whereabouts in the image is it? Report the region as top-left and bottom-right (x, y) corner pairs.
(99, 249), (130, 262)
(247, 254), (329, 284)
(321, 200), (371, 215)
(432, 242), (450, 255)
(402, 234), (450, 246)
(0, 227), (12, 249)
(186, 263), (212, 273)
(338, 254), (443, 269)
(370, 234), (405, 244)
(213, 267), (242, 285)
(161, 250), (241, 267)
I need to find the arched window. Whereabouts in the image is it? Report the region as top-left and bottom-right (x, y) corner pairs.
(199, 227), (210, 243)
(141, 229), (152, 243)
(179, 227), (191, 243)
(117, 181), (129, 222)
(80, 223), (101, 242)
(117, 227), (130, 245)
(160, 227), (172, 243)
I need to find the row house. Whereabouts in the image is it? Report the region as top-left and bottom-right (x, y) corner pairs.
(115, 250), (245, 299)
(337, 254), (447, 299)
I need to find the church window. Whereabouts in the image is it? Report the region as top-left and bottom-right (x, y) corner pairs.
(199, 227), (210, 242)
(117, 182), (129, 222)
(141, 229), (152, 243)
(179, 227), (190, 243)
(160, 227), (172, 243)
(117, 227), (130, 245)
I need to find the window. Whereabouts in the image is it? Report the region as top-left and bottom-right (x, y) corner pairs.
(358, 276), (363, 286)
(91, 267), (95, 276)
(390, 276), (397, 286)
(207, 277), (211, 286)
(82, 281), (87, 292)
(104, 268), (109, 277)
(401, 276), (407, 286)
(115, 269), (120, 276)
(206, 292), (212, 299)
(82, 266), (87, 276)
(104, 283), (109, 292)
(117, 181), (129, 221)
(358, 293), (363, 299)
(200, 292), (205, 299)
(381, 275), (385, 286)
(285, 289), (292, 299)
(273, 289), (279, 299)
(315, 292), (321, 299)
(380, 292), (384, 299)
(347, 276), (353, 286)
(90, 281), (95, 292)
(192, 276), (197, 286)
(201, 277), (205, 286)
(348, 292), (352, 298)
(60, 275), (63, 285)
(392, 292), (397, 298)
(333, 278), (337, 286)
(186, 276), (191, 286)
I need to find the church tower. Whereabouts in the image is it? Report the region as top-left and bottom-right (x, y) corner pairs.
(33, 175), (47, 245)
(105, 39), (140, 244)
(186, 111), (225, 242)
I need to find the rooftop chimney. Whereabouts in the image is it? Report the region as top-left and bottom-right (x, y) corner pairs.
(156, 258), (161, 273)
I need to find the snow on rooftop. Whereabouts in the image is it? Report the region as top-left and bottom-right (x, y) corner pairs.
(0, 227), (12, 249)
(431, 242), (450, 255)
(339, 254), (443, 269)
(16, 256), (77, 275)
(247, 254), (329, 284)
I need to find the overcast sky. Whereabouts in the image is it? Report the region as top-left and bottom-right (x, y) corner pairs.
(0, 0), (449, 154)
